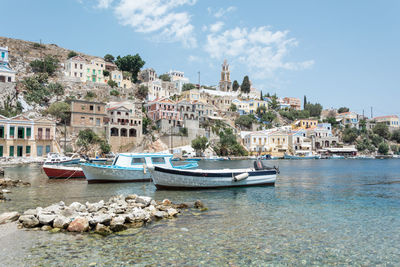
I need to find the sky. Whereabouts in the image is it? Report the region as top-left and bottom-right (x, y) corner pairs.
(1, 0), (400, 117)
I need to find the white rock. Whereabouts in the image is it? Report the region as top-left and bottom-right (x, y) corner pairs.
(131, 207), (150, 221)
(2, 189), (11, 193)
(0, 211), (20, 224)
(38, 214), (56, 225)
(136, 196), (152, 206)
(110, 216), (125, 226)
(23, 209), (38, 216)
(44, 204), (62, 214)
(90, 213), (112, 225)
(60, 207), (77, 218)
(167, 208), (178, 217)
(69, 202), (86, 212)
(154, 211), (167, 218)
(19, 215), (40, 228)
(53, 216), (70, 229)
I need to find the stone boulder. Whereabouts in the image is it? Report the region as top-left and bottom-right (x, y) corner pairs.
(19, 215), (40, 228)
(38, 214), (56, 225)
(86, 200), (104, 213)
(110, 216), (127, 232)
(67, 217), (89, 232)
(194, 200), (204, 209)
(154, 211), (167, 219)
(0, 211), (20, 224)
(162, 199), (171, 206)
(23, 209), (38, 216)
(53, 216), (70, 229)
(60, 207), (78, 218)
(135, 196), (152, 206)
(167, 208), (178, 217)
(95, 223), (112, 236)
(69, 202), (87, 212)
(125, 194), (137, 201)
(90, 213), (112, 225)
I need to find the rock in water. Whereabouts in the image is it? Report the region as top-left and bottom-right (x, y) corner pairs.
(194, 200), (204, 209)
(110, 216), (127, 232)
(53, 216), (70, 229)
(95, 223), (112, 236)
(0, 211), (20, 224)
(135, 196), (152, 206)
(69, 202), (86, 212)
(162, 199), (171, 206)
(167, 208), (178, 217)
(19, 215), (40, 228)
(0, 167), (4, 176)
(38, 214), (56, 225)
(67, 217), (89, 232)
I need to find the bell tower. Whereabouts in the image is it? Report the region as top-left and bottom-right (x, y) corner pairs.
(219, 59), (232, 91)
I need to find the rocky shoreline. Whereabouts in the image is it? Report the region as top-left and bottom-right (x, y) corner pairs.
(0, 177), (31, 201)
(0, 157), (45, 167)
(0, 195), (205, 236)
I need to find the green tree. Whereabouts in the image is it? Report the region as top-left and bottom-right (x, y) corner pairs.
(77, 129), (101, 151)
(371, 134), (383, 147)
(22, 73), (50, 104)
(261, 111), (276, 123)
(213, 128), (247, 156)
(104, 54), (115, 63)
(47, 82), (64, 100)
(158, 74), (171, 82)
(373, 123), (390, 139)
(232, 80), (239, 91)
(136, 85), (148, 100)
(46, 102), (70, 123)
(142, 117), (151, 134)
(191, 136), (209, 156)
(338, 107), (350, 114)
(67, 51), (78, 59)
(391, 129), (400, 143)
(235, 115), (256, 130)
(303, 95), (307, 109)
(240, 76), (251, 93)
(99, 141), (111, 154)
(269, 94), (279, 110)
(85, 91), (96, 99)
(103, 70), (110, 77)
(378, 142), (389, 155)
(110, 89), (120, 96)
(29, 56), (59, 76)
(108, 79), (118, 88)
(182, 83), (196, 91)
(256, 105), (267, 116)
(115, 54), (145, 82)
(304, 102), (323, 117)
(229, 104), (237, 112)
(342, 127), (358, 143)
(390, 144), (398, 154)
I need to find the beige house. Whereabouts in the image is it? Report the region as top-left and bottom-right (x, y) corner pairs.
(106, 101), (143, 152)
(64, 56), (106, 83)
(70, 100), (107, 135)
(0, 115), (58, 157)
(243, 130), (289, 156)
(373, 115), (399, 129)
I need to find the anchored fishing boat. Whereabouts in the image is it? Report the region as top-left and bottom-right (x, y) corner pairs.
(150, 160), (278, 189)
(44, 153), (81, 165)
(81, 153), (198, 183)
(43, 165), (85, 179)
(284, 152), (320, 160)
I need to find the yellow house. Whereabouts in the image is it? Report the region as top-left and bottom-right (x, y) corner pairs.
(0, 115), (59, 157)
(181, 88), (201, 102)
(293, 119), (318, 130)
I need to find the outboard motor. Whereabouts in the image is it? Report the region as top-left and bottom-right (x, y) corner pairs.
(254, 160), (280, 174)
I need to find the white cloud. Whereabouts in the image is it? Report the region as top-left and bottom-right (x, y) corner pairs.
(204, 26), (314, 79)
(97, 0), (197, 48)
(209, 6), (236, 18)
(188, 55), (202, 62)
(97, 0), (114, 8)
(209, 21), (224, 33)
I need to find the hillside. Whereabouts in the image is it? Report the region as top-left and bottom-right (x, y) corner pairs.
(0, 36), (95, 79)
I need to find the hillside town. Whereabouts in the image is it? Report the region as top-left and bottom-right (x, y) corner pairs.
(1, 37), (400, 161)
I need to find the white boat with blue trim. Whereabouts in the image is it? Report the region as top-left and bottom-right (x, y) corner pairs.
(81, 153), (198, 183)
(150, 160), (278, 189)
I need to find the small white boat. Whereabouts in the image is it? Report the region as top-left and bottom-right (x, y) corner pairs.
(150, 160), (278, 189)
(81, 153), (198, 183)
(44, 153), (81, 165)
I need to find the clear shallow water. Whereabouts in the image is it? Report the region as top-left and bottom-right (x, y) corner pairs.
(1, 159), (400, 266)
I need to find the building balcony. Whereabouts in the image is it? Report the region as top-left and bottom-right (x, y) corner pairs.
(36, 135), (53, 140)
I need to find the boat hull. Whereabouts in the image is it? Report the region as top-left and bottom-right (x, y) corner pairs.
(44, 159), (81, 165)
(151, 166), (276, 189)
(43, 166), (85, 179)
(81, 163), (152, 183)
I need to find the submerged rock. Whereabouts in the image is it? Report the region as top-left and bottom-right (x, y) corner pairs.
(110, 216), (127, 232)
(0, 211), (20, 224)
(67, 217), (89, 232)
(94, 223), (112, 236)
(194, 200), (204, 209)
(19, 215), (40, 228)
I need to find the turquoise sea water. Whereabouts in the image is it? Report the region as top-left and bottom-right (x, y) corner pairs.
(1, 159), (400, 266)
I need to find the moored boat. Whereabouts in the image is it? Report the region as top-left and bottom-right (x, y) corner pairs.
(284, 153), (320, 160)
(44, 153), (81, 165)
(81, 153), (198, 183)
(43, 165), (85, 179)
(150, 160), (278, 189)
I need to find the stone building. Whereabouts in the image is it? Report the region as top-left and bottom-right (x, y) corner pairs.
(219, 59), (232, 92)
(70, 100), (107, 135)
(0, 46), (16, 83)
(283, 97), (301, 110)
(0, 115), (58, 157)
(106, 101), (142, 152)
(146, 98), (182, 132)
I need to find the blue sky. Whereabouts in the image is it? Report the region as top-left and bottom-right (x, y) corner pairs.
(1, 0), (400, 117)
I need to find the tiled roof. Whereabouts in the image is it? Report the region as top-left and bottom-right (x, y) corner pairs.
(373, 115), (399, 120)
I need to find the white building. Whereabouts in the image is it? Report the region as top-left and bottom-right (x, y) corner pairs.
(0, 46), (16, 83)
(168, 70), (189, 93)
(64, 56), (106, 83)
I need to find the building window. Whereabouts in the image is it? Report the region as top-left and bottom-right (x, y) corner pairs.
(9, 126), (15, 138)
(46, 145), (51, 154)
(26, 146), (31, 155)
(26, 127), (31, 138)
(97, 106), (100, 111)
(96, 118), (100, 126)
(90, 105), (94, 111)
(37, 146), (43, 156)
(81, 105), (85, 110)
(9, 146), (14, 157)
(80, 64), (83, 69)
(0, 126), (4, 138)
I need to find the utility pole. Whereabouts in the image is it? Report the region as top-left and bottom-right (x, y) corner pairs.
(198, 71), (200, 88)
(371, 106), (373, 119)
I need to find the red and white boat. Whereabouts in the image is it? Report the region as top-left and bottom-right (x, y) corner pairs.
(43, 164), (85, 179)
